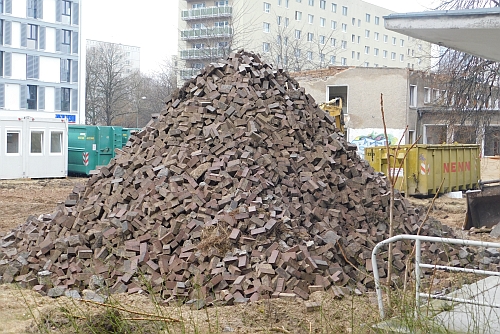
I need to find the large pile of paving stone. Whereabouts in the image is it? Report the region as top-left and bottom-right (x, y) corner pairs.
(0, 51), (465, 304)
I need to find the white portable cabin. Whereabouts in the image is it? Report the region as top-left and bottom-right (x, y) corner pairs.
(0, 116), (68, 179)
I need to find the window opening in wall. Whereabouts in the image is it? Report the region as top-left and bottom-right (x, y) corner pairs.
(331, 3), (337, 12)
(27, 0), (40, 18)
(27, 85), (37, 110)
(6, 131), (19, 154)
(50, 131), (62, 153)
(320, 0), (326, 9)
(61, 87), (70, 111)
(320, 17), (325, 27)
(215, 1), (228, 6)
(0, 51), (3, 77)
(375, 16), (379, 25)
(62, 29), (71, 51)
(342, 6), (347, 15)
(424, 87), (430, 103)
(27, 24), (38, 49)
(409, 85), (417, 107)
(30, 130), (43, 153)
(365, 13), (370, 22)
(62, 0), (71, 24)
(264, 2), (270, 12)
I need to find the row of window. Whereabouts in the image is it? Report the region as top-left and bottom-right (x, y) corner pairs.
(21, 85), (75, 111)
(0, 51), (77, 82)
(2, 0), (78, 25)
(0, 20), (78, 54)
(273, 53), (348, 66)
(272, 0), (381, 24)
(351, 49), (405, 61)
(6, 130), (63, 155)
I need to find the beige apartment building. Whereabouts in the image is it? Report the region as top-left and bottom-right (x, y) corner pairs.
(178, 0), (432, 81)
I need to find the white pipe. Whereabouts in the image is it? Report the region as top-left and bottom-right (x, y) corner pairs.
(419, 294), (500, 310)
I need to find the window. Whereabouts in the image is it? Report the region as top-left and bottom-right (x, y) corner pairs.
(374, 16), (380, 25)
(307, 32), (314, 41)
(307, 51), (313, 60)
(351, 18), (355, 25)
(30, 131), (43, 153)
(383, 50), (387, 58)
(330, 55), (336, 64)
(341, 40), (347, 49)
(319, 35), (325, 44)
(365, 46), (370, 54)
(432, 89), (440, 101)
(295, 29), (301, 39)
(27, 85), (37, 110)
(341, 23), (347, 32)
(294, 49), (301, 58)
(26, 55), (39, 79)
(215, 1), (228, 6)
(277, 16), (282, 25)
(410, 85), (417, 107)
(330, 38), (336, 46)
(6, 132), (20, 154)
(263, 42), (270, 52)
(392, 37), (396, 45)
(358, 19), (361, 27)
(285, 17), (289, 27)
(357, 36), (360, 44)
(264, 2), (270, 12)
(263, 22), (270, 33)
(351, 34), (355, 42)
(351, 51), (355, 59)
(62, 29), (71, 48)
(400, 54), (404, 61)
(218, 41), (227, 48)
(365, 13), (370, 22)
(331, 20), (337, 30)
(214, 21), (228, 27)
(320, 53), (325, 63)
(308, 14), (313, 24)
(364, 62), (369, 67)
(341, 57), (347, 65)
(424, 87), (431, 103)
(374, 32), (379, 41)
(285, 0), (289, 7)
(320, 0), (326, 9)
(278, 0), (282, 5)
(62, 0), (71, 24)
(0, 51), (3, 77)
(383, 34), (388, 43)
(27, 24), (38, 49)
(374, 63), (378, 67)
(342, 6), (347, 16)
(308, 0), (314, 5)
(284, 37), (288, 45)
(61, 87), (70, 111)
(374, 48), (379, 56)
(391, 52), (396, 60)
(192, 3), (205, 8)
(357, 52), (360, 60)
(50, 132), (63, 153)
(27, 0), (41, 19)
(276, 35), (281, 44)
(320, 17), (325, 27)
(295, 11), (302, 20)
(400, 39), (404, 47)
(365, 29), (370, 38)
(331, 3), (337, 12)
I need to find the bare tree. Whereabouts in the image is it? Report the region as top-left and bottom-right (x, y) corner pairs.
(85, 43), (139, 125)
(432, 0), (500, 144)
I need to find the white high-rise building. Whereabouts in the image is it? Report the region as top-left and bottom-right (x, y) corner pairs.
(0, 0), (82, 123)
(178, 0), (432, 81)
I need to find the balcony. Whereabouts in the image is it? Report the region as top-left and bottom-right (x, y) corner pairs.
(181, 6), (232, 20)
(180, 68), (202, 80)
(181, 27), (233, 40)
(180, 47), (229, 60)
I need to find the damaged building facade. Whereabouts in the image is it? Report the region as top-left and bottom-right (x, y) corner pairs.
(294, 67), (500, 158)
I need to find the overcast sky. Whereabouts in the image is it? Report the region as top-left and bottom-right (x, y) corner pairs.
(82, 0), (439, 74)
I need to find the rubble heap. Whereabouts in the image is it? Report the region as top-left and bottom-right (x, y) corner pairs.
(0, 51), (462, 303)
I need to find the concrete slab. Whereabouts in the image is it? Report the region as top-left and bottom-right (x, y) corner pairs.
(374, 276), (500, 333)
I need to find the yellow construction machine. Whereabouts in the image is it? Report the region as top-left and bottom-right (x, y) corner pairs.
(319, 98), (345, 133)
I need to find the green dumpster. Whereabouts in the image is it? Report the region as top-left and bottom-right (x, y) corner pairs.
(364, 144), (481, 196)
(122, 128), (140, 147)
(68, 125), (123, 175)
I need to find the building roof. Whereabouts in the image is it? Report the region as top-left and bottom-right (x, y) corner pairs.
(384, 7), (500, 62)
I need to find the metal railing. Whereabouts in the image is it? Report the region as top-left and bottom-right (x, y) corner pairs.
(179, 68), (202, 80)
(180, 47), (229, 60)
(372, 234), (500, 319)
(181, 6), (232, 20)
(180, 27), (233, 40)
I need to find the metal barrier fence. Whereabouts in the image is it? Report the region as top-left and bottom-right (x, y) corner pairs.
(372, 234), (500, 319)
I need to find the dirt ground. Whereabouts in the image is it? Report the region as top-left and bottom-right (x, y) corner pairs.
(0, 168), (498, 333)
